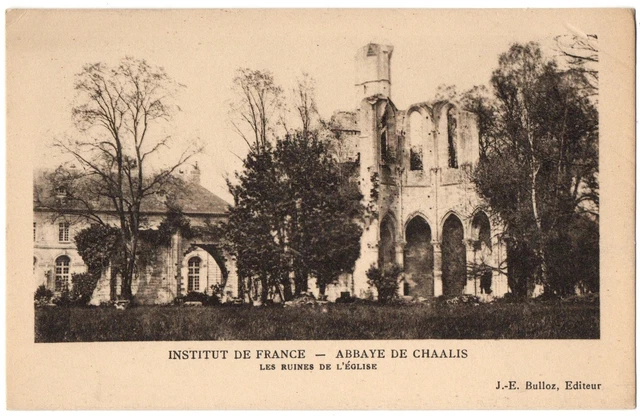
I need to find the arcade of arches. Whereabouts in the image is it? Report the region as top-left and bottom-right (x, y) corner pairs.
(378, 211), (495, 298)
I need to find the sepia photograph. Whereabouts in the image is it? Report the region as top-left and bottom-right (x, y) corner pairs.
(6, 7), (635, 410)
(27, 9), (600, 342)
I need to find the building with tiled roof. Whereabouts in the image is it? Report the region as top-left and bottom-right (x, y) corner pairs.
(33, 163), (238, 304)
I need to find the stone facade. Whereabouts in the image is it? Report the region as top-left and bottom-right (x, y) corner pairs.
(33, 164), (238, 304)
(330, 44), (509, 300)
(33, 44), (509, 304)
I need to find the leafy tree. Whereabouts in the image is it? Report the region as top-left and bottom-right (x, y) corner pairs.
(52, 57), (199, 300)
(223, 130), (365, 302)
(275, 132), (364, 296)
(224, 143), (290, 302)
(366, 264), (403, 304)
(473, 42), (598, 296)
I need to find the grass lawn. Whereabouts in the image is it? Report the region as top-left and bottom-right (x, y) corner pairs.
(35, 300), (599, 342)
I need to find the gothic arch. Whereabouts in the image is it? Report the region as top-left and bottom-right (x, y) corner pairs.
(470, 210), (493, 295)
(403, 215), (434, 297)
(441, 213), (467, 296)
(379, 212), (397, 269)
(439, 209), (466, 239)
(471, 210), (492, 248)
(406, 106), (434, 172)
(404, 211), (433, 233)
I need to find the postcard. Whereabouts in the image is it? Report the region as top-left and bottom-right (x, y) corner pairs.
(6, 8), (635, 409)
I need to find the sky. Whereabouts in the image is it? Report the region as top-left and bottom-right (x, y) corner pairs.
(7, 9), (604, 202)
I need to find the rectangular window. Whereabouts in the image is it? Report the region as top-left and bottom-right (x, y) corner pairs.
(188, 258), (201, 292)
(58, 222), (70, 242)
(55, 257), (70, 292)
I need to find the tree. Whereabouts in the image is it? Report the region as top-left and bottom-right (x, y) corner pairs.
(223, 130), (365, 302)
(275, 132), (364, 297)
(554, 33), (598, 95)
(473, 42), (598, 296)
(229, 68), (285, 154)
(224, 143), (290, 303)
(52, 57), (199, 300)
(293, 72), (319, 135)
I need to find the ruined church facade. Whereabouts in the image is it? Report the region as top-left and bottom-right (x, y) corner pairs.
(332, 44), (509, 300)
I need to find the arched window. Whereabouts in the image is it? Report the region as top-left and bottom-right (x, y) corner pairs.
(380, 126), (388, 163)
(447, 107), (458, 168)
(55, 256), (70, 292)
(409, 112), (424, 171)
(188, 257), (201, 292)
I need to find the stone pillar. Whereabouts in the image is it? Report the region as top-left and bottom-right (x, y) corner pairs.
(395, 241), (405, 268)
(89, 266), (112, 306)
(464, 239), (478, 295)
(352, 219), (380, 298)
(432, 240), (443, 297)
(492, 237), (509, 297)
(225, 256), (239, 299)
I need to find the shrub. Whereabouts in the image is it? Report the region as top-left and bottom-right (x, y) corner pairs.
(335, 292), (356, 304)
(183, 291), (220, 306)
(437, 294), (481, 306)
(34, 285), (54, 306)
(70, 272), (99, 305)
(209, 283), (225, 299)
(52, 288), (72, 307)
(366, 264), (403, 304)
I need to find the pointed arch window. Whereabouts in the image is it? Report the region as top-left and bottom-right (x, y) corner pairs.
(447, 107), (458, 168)
(380, 125), (388, 163)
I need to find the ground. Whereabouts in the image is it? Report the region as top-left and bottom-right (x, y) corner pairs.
(35, 299), (599, 342)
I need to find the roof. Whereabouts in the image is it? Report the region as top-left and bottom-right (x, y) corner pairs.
(33, 171), (230, 217)
(149, 179), (230, 215)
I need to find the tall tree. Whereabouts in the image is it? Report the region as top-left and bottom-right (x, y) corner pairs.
(554, 33), (599, 95)
(229, 68), (284, 154)
(223, 130), (365, 302)
(473, 42), (598, 295)
(293, 72), (319, 135)
(52, 57), (199, 300)
(276, 132), (364, 296)
(224, 144), (289, 303)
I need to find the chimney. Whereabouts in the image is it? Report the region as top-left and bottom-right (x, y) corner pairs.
(189, 162), (201, 185)
(177, 162), (201, 185)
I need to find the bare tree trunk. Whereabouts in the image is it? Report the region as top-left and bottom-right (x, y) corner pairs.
(530, 156), (549, 290)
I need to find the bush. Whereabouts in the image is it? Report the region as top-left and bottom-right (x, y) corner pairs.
(34, 285), (54, 306)
(437, 294), (481, 306)
(52, 288), (73, 307)
(366, 264), (403, 304)
(183, 291), (220, 306)
(70, 272), (99, 305)
(335, 292), (356, 304)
